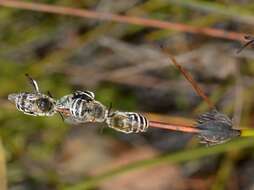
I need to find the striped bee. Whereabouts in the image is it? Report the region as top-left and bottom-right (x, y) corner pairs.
(106, 111), (149, 134)
(56, 90), (107, 124)
(8, 74), (56, 116)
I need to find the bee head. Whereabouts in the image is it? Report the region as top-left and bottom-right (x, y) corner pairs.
(36, 97), (53, 112)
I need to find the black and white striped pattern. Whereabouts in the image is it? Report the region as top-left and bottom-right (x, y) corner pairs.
(8, 74), (57, 116)
(56, 90), (107, 123)
(8, 92), (56, 116)
(106, 111), (149, 134)
(73, 90), (95, 102)
(126, 112), (149, 133)
(70, 98), (91, 120)
(13, 92), (35, 115)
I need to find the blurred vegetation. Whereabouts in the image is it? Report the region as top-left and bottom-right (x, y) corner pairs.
(1, 0), (254, 190)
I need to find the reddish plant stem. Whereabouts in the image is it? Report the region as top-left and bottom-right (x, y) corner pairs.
(149, 120), (200, 133)
(57, 107), (200, 133)
(0, 0), (246, 41)
(168, 54), (215, 109)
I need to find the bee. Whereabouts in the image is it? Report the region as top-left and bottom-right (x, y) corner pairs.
(8, 74), (56, 116)
(106, 111), (149, 134)
(56, 90), (107, 124)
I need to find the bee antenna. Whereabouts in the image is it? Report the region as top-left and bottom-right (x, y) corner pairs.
(25, 73), (40, 93)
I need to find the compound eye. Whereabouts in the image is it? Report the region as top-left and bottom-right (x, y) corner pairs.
(37, 98), (52, 112)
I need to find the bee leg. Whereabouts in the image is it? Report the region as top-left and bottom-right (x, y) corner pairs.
(47, 91), (53, 98)
(57, 112), (65, 122)
(107, 102), (113, 117)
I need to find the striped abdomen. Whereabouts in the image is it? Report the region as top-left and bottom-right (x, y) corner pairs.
(15, 93), (34, 115)
(69, 98), (107, 123)
(70, 98), (90, 121)
(106, 111), (149, 134)
(8, 92), (56, 116)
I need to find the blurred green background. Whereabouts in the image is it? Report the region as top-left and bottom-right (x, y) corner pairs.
(1, 0), (254, 189)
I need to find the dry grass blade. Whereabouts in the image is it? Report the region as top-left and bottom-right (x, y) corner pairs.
(167, 54), (215, 109)
(0, 0), (246, 41)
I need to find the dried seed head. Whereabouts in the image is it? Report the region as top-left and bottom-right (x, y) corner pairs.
(196, 109), (241, 146)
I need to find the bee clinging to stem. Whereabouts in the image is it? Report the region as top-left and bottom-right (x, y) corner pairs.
(56, 90), (107, 124)
(8, 74), (56, 116)
(106, 109), (149, 134)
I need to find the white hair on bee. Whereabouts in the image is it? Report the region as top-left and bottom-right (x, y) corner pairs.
(8, 74), (56, 116)
(56, 90), (107, 124)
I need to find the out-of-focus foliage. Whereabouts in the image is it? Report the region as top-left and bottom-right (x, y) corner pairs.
(1, 0), (254, 190)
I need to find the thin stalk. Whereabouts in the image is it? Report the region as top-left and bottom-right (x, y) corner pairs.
(211, 155), (235, 190)
(0, 0), (246, 41)
(149, 120), (200, 133)
(63, 138), (254, 190)
(168, 0), (254, 25)
(168, 54), (215, 109)
(240, 129), (254, 137)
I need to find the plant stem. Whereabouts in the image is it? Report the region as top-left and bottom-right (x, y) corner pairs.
(240, 129), (254, 137)
(149, 120), (199, 133)
(0, 0), (246, 41)
(167, 54), (215, 109)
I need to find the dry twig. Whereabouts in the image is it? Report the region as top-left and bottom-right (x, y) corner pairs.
(149, 120), (199, 133)
(0, 0), (246, 41)
(167, 54), (215, 109)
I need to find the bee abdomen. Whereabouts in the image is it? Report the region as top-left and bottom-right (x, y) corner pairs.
(106, 111), (149, 134)
(127, 112), (149, 133)
(70, 98), (89, 119)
